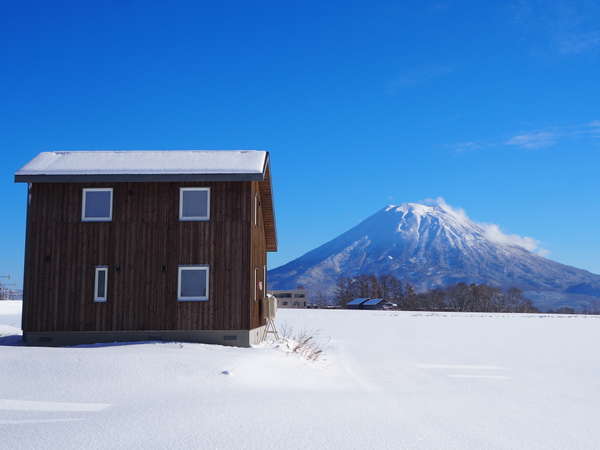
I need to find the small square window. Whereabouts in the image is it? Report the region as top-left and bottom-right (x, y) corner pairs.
(94, 267), (108, 302)
(178, 265), (209, 301)
(82, 188), (113, 222)
(180, 188), (210, 221)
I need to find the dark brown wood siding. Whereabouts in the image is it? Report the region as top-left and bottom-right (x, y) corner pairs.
(250, 181), (267, 329)
(22, 181), (254, 332)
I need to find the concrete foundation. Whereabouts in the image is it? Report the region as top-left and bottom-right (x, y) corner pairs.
(23, 326), (266, 348)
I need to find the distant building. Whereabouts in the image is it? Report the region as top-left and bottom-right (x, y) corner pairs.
(346, 298), (370, 309)
(0, 286), (22, 301)
(8, 289), (23, 300)
(269, 289), (307, 308)
(345, 298), (397, 310)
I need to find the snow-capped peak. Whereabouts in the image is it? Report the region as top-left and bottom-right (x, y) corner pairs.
(384, 199), (540, 252)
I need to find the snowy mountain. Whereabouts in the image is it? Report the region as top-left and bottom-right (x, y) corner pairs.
(268, 200), (600, 310)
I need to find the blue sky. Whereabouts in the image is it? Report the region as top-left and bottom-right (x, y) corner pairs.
(1, 1), (599, 288)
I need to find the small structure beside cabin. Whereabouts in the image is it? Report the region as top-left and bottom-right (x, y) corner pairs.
(268, 288), (308, 308)
(15, 150), (277, 347)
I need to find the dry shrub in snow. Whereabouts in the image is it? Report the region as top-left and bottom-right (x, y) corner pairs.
(274, 325), (324, 361)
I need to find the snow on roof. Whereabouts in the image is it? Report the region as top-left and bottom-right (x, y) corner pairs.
(15, 150), (268, 181)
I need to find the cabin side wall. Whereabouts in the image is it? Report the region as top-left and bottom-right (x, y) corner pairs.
(249, 181), (268, 329)
(22, 181), (253, 334)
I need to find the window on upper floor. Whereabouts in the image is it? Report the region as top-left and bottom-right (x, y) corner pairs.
(82, 188), (113, 222)
(179, 187), (210, 221)
(177, 265), (209, 301)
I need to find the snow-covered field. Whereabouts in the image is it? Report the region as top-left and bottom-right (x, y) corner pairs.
(1, 301), (599, 450)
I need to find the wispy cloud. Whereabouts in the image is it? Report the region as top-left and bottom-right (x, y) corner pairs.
(426, 197), (549, 255)
(589, 120), (600, 135)
(482, 223), (546, 254)
(452, 119), (600, 153)
(558, 30), (600, 54)
(511, 0), (600, 55)
(505, 131), (557, 149)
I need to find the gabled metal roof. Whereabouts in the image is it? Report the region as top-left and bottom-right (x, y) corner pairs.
(347, 298), (370, 306)
(15, 150), (267, 182)
(363, 298), (384, 306)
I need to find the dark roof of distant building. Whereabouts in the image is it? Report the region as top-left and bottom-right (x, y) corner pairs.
(347, 298), (370, 306)
(363, 298), (384, 306)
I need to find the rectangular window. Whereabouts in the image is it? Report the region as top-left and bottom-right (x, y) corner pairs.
(254, 267), (258, 302)
(177, 265), (209, 301)
(179, 188), (210, 221)
(94, 267), (108, 302)
(82, 188), (113, 222)
(254, 193), (258, 226)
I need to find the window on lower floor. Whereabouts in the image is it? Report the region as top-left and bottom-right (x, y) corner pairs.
(94, 266), (108, 302)
(177, 265), (209, 301)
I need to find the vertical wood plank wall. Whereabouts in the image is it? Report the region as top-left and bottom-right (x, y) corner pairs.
(23, 181), (257, 332)
(250, 181), (267, 329)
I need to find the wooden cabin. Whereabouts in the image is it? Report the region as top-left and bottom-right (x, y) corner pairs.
(14, 150), (277, 347)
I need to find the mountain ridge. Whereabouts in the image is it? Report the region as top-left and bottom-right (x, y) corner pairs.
(268, 200), (600, 310)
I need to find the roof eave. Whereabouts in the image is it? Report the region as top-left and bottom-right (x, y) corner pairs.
(260, 153), (277, 252)
(14, 172), (266, 183)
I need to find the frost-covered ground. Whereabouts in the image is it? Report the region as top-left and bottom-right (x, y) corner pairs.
(1, 301), (599, 450)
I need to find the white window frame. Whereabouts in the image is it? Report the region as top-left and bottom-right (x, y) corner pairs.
(254, 267), (259, 302)
(179, 187), (210, 221)
(254, 192), (259, 226)
(82, 188), (113, 222)
(94, 266), (108, 302)
(177, 265), (209, 301)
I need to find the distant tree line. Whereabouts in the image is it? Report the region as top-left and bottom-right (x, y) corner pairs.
(548, 300), (600, 315)
(334, 274), (539, 313)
